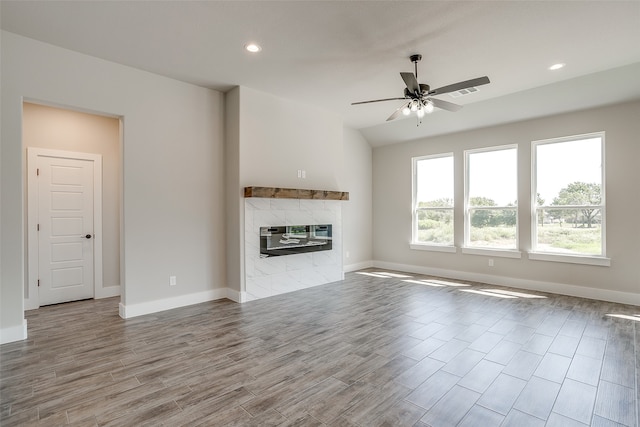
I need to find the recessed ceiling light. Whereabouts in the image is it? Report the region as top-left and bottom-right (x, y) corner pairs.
(548, 63), (565, 71)
(244, 43), (262, 53)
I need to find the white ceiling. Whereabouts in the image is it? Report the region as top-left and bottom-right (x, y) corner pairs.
(2, 1), (640, 146)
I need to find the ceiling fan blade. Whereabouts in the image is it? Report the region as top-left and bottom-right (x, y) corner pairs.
(351, 97), (406, 105)
(430, 76), (490, 95)
(430, 98), (463, 112)
(400, 72), (420, 94)
(386, 103), (410, 122)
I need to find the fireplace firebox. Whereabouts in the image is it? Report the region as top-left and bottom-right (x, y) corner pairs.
(260, 224), (332, 257)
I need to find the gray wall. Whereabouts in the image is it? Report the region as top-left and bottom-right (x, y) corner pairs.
(22, 102), (121, 301)
(373, 100), (640, 302)
(342, 127), (373, 269)
(2, 27), (636, 342)
(1, 31), (373, 342)
(224, 88), (242, 295)
(237, 86), (344, 191)
(1, 31), (226, 340)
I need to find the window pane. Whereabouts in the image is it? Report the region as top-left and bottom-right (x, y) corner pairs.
(465, 147), (518, 250)
(416, 156), (453, 207)
(468, 148), (517, 206)
(536, 208), (602, 255)
(413, 154), (454, 247)
(468, 208), (517, 249)
(416, 209), (454, 245)
(536, 137), (601, 206)
(534, 134), (604, 256)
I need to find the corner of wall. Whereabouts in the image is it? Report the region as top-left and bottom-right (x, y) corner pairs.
(225, 288), (247, 303)
(96, 285), (121, 299)
(344, 260), (374, 272)
(0, 319), (28, 345)
(224, 86), (243, 295)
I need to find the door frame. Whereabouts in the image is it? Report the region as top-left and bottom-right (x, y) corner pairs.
(27, 147), (104, 309)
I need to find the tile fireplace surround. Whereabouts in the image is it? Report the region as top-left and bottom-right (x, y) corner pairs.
(244, 187), (347, 301)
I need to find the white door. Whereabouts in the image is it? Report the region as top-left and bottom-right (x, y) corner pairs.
(37, 155), (95, 305)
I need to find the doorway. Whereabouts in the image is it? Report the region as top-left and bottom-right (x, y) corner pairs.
(29, 149), (102, 305)
(24, 102), (121, 309)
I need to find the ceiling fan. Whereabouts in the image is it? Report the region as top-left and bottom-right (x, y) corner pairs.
(352, 54), (490, 125)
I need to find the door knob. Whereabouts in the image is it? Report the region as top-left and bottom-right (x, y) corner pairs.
(84, 234), (92, 239)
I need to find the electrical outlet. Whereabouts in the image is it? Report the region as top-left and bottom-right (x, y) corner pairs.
(169, 276), (177, 286)
(488, 259), (494, 267)
(346, 251), (350, 258)
(297, 169), (302, 178)
(301, 170), (306, 179)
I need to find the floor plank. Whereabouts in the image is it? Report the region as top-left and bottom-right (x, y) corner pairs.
(1, 268), (638, 426)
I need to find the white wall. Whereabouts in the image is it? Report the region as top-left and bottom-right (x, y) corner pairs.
(342, 127), (373, 270)
(373, 100), (640, 303)
(224, 88), (242, 295)
(22, 102), (121, 302)
(225, 86), (347, 294)
(1, 31), (226, 341)
(238, 86), (344, 191)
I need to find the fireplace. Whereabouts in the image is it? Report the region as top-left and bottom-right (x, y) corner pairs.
(245, 190), (344, 301)
(260, 224), (332, 257)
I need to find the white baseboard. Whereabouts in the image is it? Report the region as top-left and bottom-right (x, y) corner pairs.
(373, 260), (640, 307)
(25, 285), (121, 311)
(1, 319), (28, 344)
(118, 288), (228, 319)
(24, 297), (38, 311)
(226, 288), (247, 303)
(96, 285), (121, 299)
(344, 260), (374, 273)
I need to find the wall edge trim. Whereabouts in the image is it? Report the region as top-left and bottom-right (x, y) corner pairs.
(372, 260), (640, 306)
(344, 260), (374, 272)
(226, 288), (247, 303)
(118, 288), (229, 319)
(0, 320), (28, 345)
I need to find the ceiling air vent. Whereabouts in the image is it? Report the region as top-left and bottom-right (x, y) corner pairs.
(449, 86), (479, 98)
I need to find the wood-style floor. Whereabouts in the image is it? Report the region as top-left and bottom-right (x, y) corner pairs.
(1, 269), (638, 426)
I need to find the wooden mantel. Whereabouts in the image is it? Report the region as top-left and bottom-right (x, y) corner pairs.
(244, 186), (349, 201)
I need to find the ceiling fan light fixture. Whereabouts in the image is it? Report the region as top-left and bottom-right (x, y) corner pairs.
(424, 100), (434, 114)
(351, 53), (489, 127)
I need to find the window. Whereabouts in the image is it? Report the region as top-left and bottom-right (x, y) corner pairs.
(412, 154), (454, 249)
(465, 146), (518, 251)
(532, 132), (605, 260)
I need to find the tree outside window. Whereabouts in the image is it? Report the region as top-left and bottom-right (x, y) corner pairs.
(413, 154), (454, 246)
(465, 146), (518, 250)
(532, 133), (605, 256)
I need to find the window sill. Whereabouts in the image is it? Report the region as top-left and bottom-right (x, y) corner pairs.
(410, 243), (457, 253)
(528, 252), (610, 266)
(461, 247), (522, 259)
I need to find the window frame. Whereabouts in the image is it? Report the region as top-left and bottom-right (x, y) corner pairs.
(463, 144), (521, 257)
(411, 152), (456, 252)
(530, 131), (609, 266)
